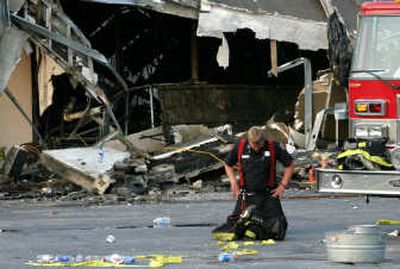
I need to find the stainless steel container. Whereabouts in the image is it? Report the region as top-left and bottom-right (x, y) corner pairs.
(326, 225), (386, 263)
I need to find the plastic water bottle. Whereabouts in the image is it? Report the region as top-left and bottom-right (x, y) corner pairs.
(55, 255), (74, 263)
(75, 254), (84, 262)
(102, 254), (124, 264)
(218, 252), (235, 262)
(153, 216), (171, 228)
(36, 254), (55, 263)
(123, 257), (136, 264)
(84, 255), (102, 262)
(98, 147), (104, 163)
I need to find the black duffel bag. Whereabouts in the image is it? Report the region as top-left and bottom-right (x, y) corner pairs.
(234, 193), (288, 240)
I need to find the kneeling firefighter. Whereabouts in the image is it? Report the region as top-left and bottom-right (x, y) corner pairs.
(213, 126), (294, 241)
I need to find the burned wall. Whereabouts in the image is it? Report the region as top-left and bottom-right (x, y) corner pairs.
(158, 83), (300, 131)
(59, 1), (330, 137)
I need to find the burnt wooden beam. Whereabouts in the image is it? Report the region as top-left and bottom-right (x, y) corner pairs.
(31, 45), (41, 144)
(191, 20), (199, 82)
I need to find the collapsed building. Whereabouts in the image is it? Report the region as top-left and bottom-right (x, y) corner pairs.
(0, 0), (360, 198)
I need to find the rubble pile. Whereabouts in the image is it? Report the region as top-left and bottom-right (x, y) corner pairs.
(0, 122), (340, 203)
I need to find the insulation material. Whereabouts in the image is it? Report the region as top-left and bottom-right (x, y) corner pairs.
(198, 1), (328, 51)
(216, 35), (229, 68)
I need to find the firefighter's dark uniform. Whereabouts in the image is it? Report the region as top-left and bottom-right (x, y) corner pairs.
(213, 139), (293, 241)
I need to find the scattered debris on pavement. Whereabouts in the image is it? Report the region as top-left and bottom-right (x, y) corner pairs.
(28, 253), (183, 268)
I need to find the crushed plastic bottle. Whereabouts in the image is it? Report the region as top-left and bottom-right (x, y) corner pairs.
(36, 254), (55, 263)
(102, 254), (125, 264)
(123, 257), (136, 264)
(218, 252), (235, 262)
(35, 254), (136, 265)
(153, 216), (171, 228)
(57, 255), (75, 263)
(75, 254), (84, 262)
(106, 234), (116, 243)
(84, 255), (102, 262)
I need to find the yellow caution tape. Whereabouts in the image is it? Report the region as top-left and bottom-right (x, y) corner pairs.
(261, 239), (276, 246)
(141, 255), (183, 268)
(233, 249), (258, 256)
(27, 255), (183, 268)
(220, 242), (239, 251)
(376, 219), (400, 225)
(149, 255), (183, 268)
(212, 232), (237, 241)
(218, 239), (276, 250)
(244, 230), (257, 239)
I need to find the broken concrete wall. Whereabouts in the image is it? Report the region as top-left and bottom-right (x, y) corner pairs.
(40, 147), (130, 194)
(0, 52), (33, 150)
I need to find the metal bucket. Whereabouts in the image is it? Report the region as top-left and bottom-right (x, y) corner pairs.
(326, 225), (386, 263)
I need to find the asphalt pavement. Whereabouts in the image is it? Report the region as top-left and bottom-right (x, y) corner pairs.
(0, 193), (399, 269)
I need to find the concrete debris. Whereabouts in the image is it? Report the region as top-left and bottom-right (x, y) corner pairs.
(192, 180), (203, 190)
(0, 119), (342, 202)
(40, 147), (129, 194)
(2, 144), (38, 181)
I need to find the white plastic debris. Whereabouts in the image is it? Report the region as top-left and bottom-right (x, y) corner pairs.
(387, 230), (399, 238)
(106, 234), (116, 244)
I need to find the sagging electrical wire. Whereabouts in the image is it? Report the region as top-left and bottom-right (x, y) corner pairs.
(162, 146), (227, 165)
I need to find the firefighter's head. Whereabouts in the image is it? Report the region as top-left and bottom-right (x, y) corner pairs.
(247, 126), (265, 152)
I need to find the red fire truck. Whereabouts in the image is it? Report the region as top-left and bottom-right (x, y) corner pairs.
(317, 1), (400, 196)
